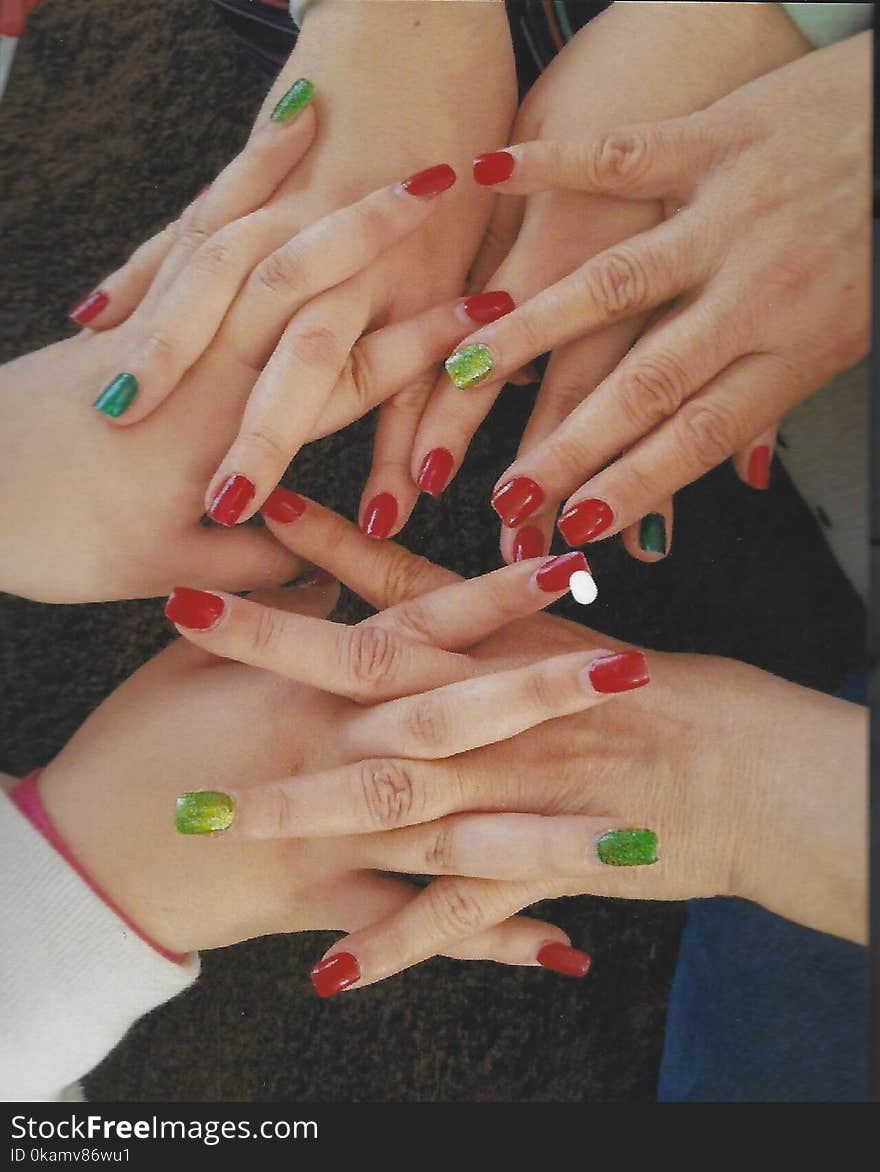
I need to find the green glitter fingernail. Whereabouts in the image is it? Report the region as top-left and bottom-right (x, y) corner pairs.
(175, 791), (235, 835)
(270, 78), (315, 123)
(639, 513), (667, 555)
(93, 372), (138, 418)
(596, 828), (658, 866)
(444, 344), (494, 389)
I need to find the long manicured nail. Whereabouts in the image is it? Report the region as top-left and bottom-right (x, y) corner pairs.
(535, 551), (588, 593)
(596, 828), (658, 867)
(513, 525), (545, 561)
(270, 77), (315, 123)
(558, 498), (614, 546)
(588, 651), (650, 694)
(69, 289), (108, 325)
(400, 163), (457, 199)
(747, 445), (771, 490)
(491, 476), (545, 527)
(310, 952), (360, 998)
(639, 512), (667, 555)
(175, 791), (235, 835)
(93, 372), (138, 418)
(165, 586), (225, 631)
(208, 474), (255, 527)
(261, 485), (307, 524)
(536, 942), (592, 977)
(445, 343), (493, 389)
(460, 290), (515, 326)
(361, 492), (398, 539)
(417, 448), (455, 497)
(473, 150), (514, 185)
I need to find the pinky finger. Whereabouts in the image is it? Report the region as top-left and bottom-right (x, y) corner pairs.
(67, 220), (178, 331)
(733, 426), (776, 491)
(621, 498), (674, 563)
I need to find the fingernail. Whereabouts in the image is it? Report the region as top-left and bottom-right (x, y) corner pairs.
(208, 474), (255, 527)
(460, 290), (515, 326)
(164, 586), (225, 631)
(400, 163), (457, 199)
(588, 651), (650, 694)
(310, 951), (360, 998)
(535, 551), (588, 593)
(261, 485), (307, 524)
(361, 492), (398, 539)
(417, 448), (455, 497)
(536, 941), (592, 977)
(596, 828), (658, 867)
(513, 525), (545, 561)
(639, 512), (667, 555)
(93, 372), (138, 418)
(747, 445), (771, 490)
(270, 77), (315, 123)
(445, 343), (493, 390)
(491, 476), (545, 527)
(69, 289), (109, 325)
(175, 791), (235, 835)
(473, 149), (515, 186)
(558, 498), (614, 546)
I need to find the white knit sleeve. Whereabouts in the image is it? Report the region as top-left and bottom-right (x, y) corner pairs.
(780, 3), (872, 48)
(289, 0), (313, 29)
(0, 791), (199, 1102)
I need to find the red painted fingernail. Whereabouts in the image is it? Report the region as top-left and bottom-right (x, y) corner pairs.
(491, 476), (545, 528)
(310, 952), (360, 998)
(460, 290), (515, 326)
(537, 942), (592, 978)
(164, 586), (225, 631)
(208, 475), (255, 527)
(535, 551), (589, 593)
(400, 163), (457, 199)
(361, 492), (398, 539)
(747, 445), (771, 490)
(417, 448), (455, 498)
(558, 498), (614, 546)
(68, 289), (109, 326)
(473, 150), (515, 186)
(261, 485), (307, 524)
(588, 651), (650, 694)
(512, 525), (545, 562)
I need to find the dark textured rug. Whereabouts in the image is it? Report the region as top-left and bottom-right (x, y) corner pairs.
(0, 1), (865, 1101)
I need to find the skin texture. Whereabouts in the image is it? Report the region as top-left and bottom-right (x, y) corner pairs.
(36, 500), (865, 992)
(434, 28), (870, 553)
(408, 1), (811, 562)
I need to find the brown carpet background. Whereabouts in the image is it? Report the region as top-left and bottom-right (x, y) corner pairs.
(0, 1), (865, 1101)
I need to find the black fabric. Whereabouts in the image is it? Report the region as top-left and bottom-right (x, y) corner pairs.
(0, 0), (865, 1101)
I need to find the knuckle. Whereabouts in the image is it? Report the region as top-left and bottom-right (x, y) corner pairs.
(192, 234), (236, 276)
(177, 222), (211, 255)
(385, 600), (435, 645)
(423, 820), (456, 873)
(251, 605), (283, 657)
(593, 129), (650, 187)
(282, 325), (343, 371)
(142, 330), (177, 372)
(264, 783), (297, 839)
(404, 696), (451, 754)
(380, 549), (437, 606)
(426, 882), (486, 938)
(347, 624), (402, 689)
(678, 401), (738, 470)
(586, 246), (650, 318)
(358, 758), (416, 829)
(617, 352), (688, 432)
(523, 664), (560, 713)
(254, 246), (302, 298)
(240, 421), (290, 466)
(345, 347), (377, 413)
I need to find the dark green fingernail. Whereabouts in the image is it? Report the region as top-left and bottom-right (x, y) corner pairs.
(639, 512), (667, 555)
(93, 372), (138, 417)
(445, 343), (493, 389)
(270, 77), (315, 123)
(596, 828), (658, 866)
(175, 791), (234, 835)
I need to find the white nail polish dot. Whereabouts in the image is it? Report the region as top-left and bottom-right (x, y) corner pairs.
(569, 570), (598, 605)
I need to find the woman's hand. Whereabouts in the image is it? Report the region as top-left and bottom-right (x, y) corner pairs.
(34, 540), (614, 973)
(188, 494), (865, 993)
(433, 30), (870, 554)
(82, 0), (517, 533)
(406, 1), (811, 563)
